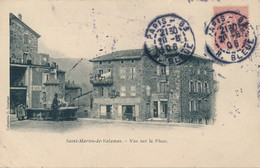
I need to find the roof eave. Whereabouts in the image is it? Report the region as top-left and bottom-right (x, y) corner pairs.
(89, 56), (142, 62)
(10, 13), (41, 38)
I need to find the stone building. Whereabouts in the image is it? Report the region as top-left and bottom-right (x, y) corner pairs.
(89, 49), (217, 124)
(9, 13), (66, 111)
(65, 80), (82, 105)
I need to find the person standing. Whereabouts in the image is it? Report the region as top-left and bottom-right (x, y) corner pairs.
(51, 93), (59, 121)
(17, 103), (26, 120)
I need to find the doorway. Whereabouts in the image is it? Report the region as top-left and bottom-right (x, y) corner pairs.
(123, 105), (134, 121)
(106, 105), (112, 119)
(153, 101), (158, 117)
(161, 101), (168, 118)
(10, 89), (27, 114)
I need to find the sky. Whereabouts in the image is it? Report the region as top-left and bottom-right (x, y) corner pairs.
(3, 0), (259, 60)
(1, 0), (222, 59)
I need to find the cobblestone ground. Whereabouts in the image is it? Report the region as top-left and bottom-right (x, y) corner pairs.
(10, 117), (203, 132)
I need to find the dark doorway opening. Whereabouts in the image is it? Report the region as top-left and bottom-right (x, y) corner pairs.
(123, 105), (134, 121)
(10, 89), (27, 114)
(106, 105), (112, 119)
(153, 101), (158, 117)
(161, 101), (168, 118)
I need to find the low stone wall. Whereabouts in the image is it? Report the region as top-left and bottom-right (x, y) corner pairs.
(26, 107), (78, 121)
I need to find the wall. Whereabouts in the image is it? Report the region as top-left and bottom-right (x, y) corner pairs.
(91, 58), (143, 120)
(10, 17), (39, 65)
(180, 57), (215, 123)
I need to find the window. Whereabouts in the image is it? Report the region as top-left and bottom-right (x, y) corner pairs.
(146, 86), (151, 96)
(98, 70), (103, 76)
(90, 97), (93, 108)
(42, 92), (46, 103)
(130, 67), (136, 79)
(197, 69), (200, 74)
(157, 65), (160, 75)
(24, 34), (29, 44)
(121, 60), (124, 64)
(120, 86), (126, 97)
(189, 81), (194, 93)
(130, 86), (136, 96)
(23, 53), (28, 64)
(204, 82), (208, 93)
(157, 66), (166, 76)
(42, 73), (49, 83)
(189, 100), (196, 111)
(108, 61), (111, 64)
(197, 81), (202, 93)
(198, 100), (202, 110)
(160, 82), (167, 93)
(120, 67), (126, 79)
(204, 69), (207, 75)
(161, 66), (166, 75)
(131, 60), (135, 63)
(99, 61), (102, 65)
(100, 87), (104, 97)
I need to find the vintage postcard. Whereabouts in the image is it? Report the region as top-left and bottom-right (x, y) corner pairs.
(0, 0), (260, 167)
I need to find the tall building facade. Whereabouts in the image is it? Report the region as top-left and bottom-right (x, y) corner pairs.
(9, 13), (66, 111)
(89, 49), (217, 124)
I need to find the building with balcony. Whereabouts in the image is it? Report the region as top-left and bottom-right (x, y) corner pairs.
(9, 13), (67, 112)
(89, 49), (217, 124)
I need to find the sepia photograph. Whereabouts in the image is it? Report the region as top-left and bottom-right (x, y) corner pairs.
(0, 0), (260, 167)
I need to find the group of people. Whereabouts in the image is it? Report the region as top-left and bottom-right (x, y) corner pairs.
(12, 93), (67, 121)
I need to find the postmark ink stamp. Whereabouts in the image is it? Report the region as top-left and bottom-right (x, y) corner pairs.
(205, 8), (257, 64)
(144, 13), (196, 65)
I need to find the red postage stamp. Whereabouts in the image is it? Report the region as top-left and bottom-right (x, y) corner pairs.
(205, 6), (257, 63)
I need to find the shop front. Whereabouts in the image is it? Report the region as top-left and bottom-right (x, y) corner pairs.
(94, 97), (140, 121)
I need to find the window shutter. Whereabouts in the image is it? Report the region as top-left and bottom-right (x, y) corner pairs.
(157, 65), (160, 76)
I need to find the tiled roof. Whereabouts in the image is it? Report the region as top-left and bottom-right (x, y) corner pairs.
(10, 13), (41, 38)
(89, 49), (143, 62)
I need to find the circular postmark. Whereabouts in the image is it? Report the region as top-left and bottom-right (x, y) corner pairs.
(205, 11), (257, 64)
(144, 13), (196, 65)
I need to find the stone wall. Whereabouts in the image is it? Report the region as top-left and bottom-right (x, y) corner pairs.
(10, 16), (39, 65)
(179, 57), (215, 123)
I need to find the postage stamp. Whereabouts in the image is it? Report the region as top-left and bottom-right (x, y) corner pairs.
(144, 13), (195, 65)
(205, 6), (257, 64)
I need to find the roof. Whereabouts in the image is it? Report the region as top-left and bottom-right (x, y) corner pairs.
(43, 79), (60, 85)
(65, 81), (81, 89)
(90, 48), (213, 63)
(89, 49), (143, 62)
(57, 69), (66, 73)
(10, 13), (41, 38)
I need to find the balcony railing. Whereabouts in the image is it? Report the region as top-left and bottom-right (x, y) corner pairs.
(90, 74), (113, 86)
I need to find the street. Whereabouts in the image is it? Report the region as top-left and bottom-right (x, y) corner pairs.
(10, 117), (203, 132)
(4, 117), (259, 167)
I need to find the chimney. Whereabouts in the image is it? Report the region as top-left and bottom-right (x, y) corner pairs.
(18, 13), (22, 20)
